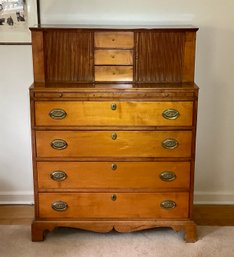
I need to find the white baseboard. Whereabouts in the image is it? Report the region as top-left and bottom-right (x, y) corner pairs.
(0, 191), (34, 205)
(0, 191), (233, 205)
(194, 191), (234, 204)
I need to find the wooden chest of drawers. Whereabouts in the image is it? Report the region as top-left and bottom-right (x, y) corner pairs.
(30, 25), (199, 242)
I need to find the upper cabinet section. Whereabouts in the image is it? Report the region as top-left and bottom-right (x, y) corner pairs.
(30, 26), (198, 86)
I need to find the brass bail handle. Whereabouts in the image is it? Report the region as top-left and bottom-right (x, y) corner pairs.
(162, 109), (180, 120)
(51, 201), (68, 212)
(162, 138), (178, 150)
(50, 170), (68, 181)
(160, 200), (176, 209)
(49, 108), (67, 120)
(160, 171), (176, 182)
(51, 139), (68, 150)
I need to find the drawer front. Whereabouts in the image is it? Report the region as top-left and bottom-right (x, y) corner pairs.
(36, 131), (192, 158)
(39, 192), (189, 219)
(94, 32), (134, 49)
(35, 101), (193, 126)
(95, 66), (133, 81)
(37, 162), (190, 190)
(95, 50), (133, 65)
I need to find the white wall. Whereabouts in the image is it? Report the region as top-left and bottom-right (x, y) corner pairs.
(0, 46), (34, 204)
(0, 0), (234, 204)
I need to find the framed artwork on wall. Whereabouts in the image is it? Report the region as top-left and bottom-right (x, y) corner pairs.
(0, 0), (38, 44)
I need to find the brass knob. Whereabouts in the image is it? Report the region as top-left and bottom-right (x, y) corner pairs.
(111, 163), (117, 170)
(160, 200), (176, 209)
(50, 170), (67, 181)
(111, 194), (117, 201)
(160, 171), (176, 182)
(162, 138), (178, 150)
(111, 103), (117, 110)
(51, 201), (68, 211)
(49, 108), (67, 120)
(162, 109), (180, 120)
(51, 139), (68, 150)
(111, 132), (117, 140)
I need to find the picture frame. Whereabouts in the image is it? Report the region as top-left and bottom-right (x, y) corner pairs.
(0, 0), (38, 44)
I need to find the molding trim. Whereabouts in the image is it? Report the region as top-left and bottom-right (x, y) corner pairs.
(0, 191), (34, 205)
(194, 191), (234, 204)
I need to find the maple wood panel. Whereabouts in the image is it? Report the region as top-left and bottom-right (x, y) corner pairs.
(95, 50), (133, 65)
(95, 66), (133, 81)
(35, 131), (192, 158)
(35, 101), (193, 126)
(37, 161), (190, 190)
(39, 192), (189, 219)
(94, 32), (134, 49)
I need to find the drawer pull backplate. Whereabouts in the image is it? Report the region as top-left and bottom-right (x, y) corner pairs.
(160, 171), (176, 182)
(51, 139), (68, 150)
(162, 138), (179, 149)
(160, 200), (176, 209)
(162, 109), (180, 120)
(50, 170), (67, 181)
(51, 201), (68, 212)
(49, 108), (67, 120)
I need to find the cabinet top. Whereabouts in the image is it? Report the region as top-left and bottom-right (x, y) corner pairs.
(30, 24), (198, 31)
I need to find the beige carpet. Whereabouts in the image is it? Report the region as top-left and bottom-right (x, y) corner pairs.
(0, 225), (234, 257)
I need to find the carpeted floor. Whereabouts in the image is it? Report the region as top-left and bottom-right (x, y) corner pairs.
(0, 225), (233, 257)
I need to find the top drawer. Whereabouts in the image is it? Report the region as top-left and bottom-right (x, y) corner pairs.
(95, 32), (134, 49)
(34, 101), (193, 126)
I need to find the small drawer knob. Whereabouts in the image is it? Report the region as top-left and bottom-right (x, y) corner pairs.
(162, 138), (178, 150)
(112, 38), (115, 42)
(111, 163), (117, 170)
(111, 194), (117, 201)
(50, 170), (67, 181)
(162, 109), (180, 120)
(111, 103), (117, 110)
(51, 139), (68, 150)
(111, 132), (117, 140)
(49, 108), (67, 120)
(160, 200), (176, 209)
(51, 201), (68, 212)
(160, 171), (176, 182)
(111, 55), (115, 59)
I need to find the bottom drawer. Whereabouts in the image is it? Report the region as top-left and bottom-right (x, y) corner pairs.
(38, 192), (189, 219)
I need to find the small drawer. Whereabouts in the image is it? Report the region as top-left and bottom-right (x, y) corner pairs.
(37, 162), (191, 190)
(39, 192), (189, 219)
(35, 101), (193, 127)
(95, 50), (133, 65)
(95, 32), (134, 49)
(95, 66), (133, 81)
(35, 131), (192, 158)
